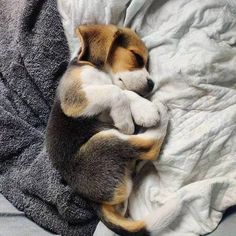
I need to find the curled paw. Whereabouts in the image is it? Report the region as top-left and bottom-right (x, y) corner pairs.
(130, 99), (160, 128)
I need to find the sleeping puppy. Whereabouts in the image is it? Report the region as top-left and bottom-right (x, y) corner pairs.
(46, 25), (168, 236)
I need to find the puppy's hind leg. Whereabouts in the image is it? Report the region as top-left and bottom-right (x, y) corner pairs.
(100, 100), (169, 161)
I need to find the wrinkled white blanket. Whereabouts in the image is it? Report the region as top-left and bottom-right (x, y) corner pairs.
(57, 0), (236, 235)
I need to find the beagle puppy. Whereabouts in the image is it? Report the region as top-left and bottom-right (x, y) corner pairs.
(46, 25), (168, 236)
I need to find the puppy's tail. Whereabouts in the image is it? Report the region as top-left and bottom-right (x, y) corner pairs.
(97, 197), (180, 236)
(98, 203), (149, 236)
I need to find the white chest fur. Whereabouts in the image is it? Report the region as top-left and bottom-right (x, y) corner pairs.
(80, 66), (112, 87)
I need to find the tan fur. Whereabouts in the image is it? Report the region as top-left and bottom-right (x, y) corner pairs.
(129, 137), (163, 160)
(76, 24), (120, 67)
(60, 67), (88, 117)
(79, 131), (113, 154)
(106, 170), (131, 205)
(108, 27), (148, 73)
(76, 24), (148, 72)
(140, 140), (163, 160)
(129, 137), (156, 150)
(115, 27), (148, 64)
(102, 204), (146, 233)
(109, 46), (141, 73)
(105, 182), (128, 205)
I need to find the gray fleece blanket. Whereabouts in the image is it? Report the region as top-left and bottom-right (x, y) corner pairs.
(0, 0), (98, 235)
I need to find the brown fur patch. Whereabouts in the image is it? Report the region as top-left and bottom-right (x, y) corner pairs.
(117, 27), (148, 64)
(109, 46), (142, 73)
(108, 27), (149, 73)
(61, 89), (88, 117)
(129, 137), (163, 160)
(129, 137), (155, 149)
(75, 24), (120, 67)
(60, 67), (88, 117)
(140, 139), (163, 160)
(102, 204), (146, 233)
(79, 131), (113, 153)
(76, 24), (148, 72)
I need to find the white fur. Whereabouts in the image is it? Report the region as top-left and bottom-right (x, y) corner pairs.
(80, 66), (112, 86)
(81, 84), (135, 134)
(98, 99), (168, 142)
(111, 68), (150, 93)
(136, 99), (169, 139)
(77, 66), (160, 134)
(124, 90), (160, 127)
(61, 66), (160, 134)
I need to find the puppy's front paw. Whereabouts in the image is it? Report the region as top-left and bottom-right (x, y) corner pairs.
(131, 99), (160, 127)
(110, 95), (135, 135)
(115, 119), (135, 135)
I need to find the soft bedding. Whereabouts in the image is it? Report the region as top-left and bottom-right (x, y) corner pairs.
(58, 0), (236, 235)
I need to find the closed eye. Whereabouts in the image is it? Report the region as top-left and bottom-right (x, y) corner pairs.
(132, 51), (144, 68)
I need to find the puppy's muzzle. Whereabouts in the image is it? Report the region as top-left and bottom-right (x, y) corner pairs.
(137, 78), (155, 96)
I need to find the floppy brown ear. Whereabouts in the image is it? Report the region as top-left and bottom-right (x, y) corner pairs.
(75, 25), (120, 68)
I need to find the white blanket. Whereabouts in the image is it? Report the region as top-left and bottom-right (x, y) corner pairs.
(57, 0), (236, 235)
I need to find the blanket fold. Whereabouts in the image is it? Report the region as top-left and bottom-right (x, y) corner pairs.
(0, 0), (98, 235)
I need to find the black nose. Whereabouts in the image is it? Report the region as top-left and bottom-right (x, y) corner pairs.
(147, 79), (154, 91)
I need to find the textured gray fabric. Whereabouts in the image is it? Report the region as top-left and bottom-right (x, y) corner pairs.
(0, 0), (98, 235)
(0, 194), (57, 236)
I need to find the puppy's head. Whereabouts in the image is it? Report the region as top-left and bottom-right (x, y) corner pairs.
(76, 25), (154, 96)
(108, 27), (154, 96)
